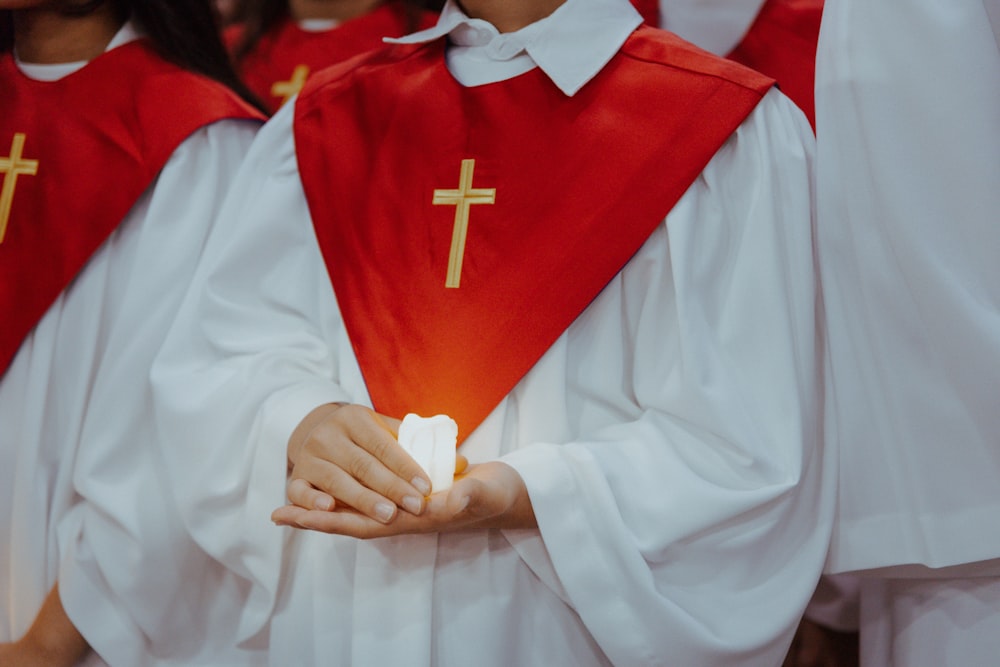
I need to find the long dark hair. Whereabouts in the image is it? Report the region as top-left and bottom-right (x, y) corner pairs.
(1, 0), (265, 112)
(230, 0), (443, 64)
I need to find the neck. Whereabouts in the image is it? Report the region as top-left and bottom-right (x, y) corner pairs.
(287, 0), (383, 22)
(13, 5), (122, 64)
(457, 0), (566, 33)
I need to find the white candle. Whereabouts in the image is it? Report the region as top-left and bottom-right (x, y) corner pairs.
(397, 413), (458, 493)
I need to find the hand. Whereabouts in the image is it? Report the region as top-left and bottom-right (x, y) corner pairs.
(0, 638), (70, 667)
(284, 403), (434, 523)
(272, 460), (537, 537)
(0, 585), (90, 667)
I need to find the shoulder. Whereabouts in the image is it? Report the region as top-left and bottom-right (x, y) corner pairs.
(296, 40), (437, 109)
(106, 44), (263, 163)
(127, 46), (262, 124)
(620, 25), (774, 95)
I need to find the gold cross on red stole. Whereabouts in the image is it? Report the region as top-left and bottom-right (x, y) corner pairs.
(0, 133), (39, 245)
(432, 159), (496, 288)
(271, 64), (310, 107)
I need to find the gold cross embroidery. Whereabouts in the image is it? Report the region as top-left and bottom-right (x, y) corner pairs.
(432, 159), (496, 288)
(271, 64), (310, 107)
(0, 133), (39, 245)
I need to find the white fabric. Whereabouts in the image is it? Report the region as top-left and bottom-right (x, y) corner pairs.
(0, 27), (261, 667)
(859, 576), (1000, 666)
(816, 1), (1000, 662)
(657, 0), (766, 55)
(297, 18), (340, 32)
(152, 2), (829, 664)
(15, 57), (84, 81)
(387, 0), (642, 95)
(815, 0), (1000, 575)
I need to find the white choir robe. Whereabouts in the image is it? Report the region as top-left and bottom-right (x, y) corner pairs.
(0, 28), (262, 666)
(152, 53), (831, 667)
(815, 0), (1000, 664)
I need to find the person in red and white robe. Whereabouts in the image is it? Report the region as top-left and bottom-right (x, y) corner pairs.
(152, 0), (833, 664)
(815, 1), (1000, 664)
(226, 0), (439, 113)
(0, 1), (263, 665)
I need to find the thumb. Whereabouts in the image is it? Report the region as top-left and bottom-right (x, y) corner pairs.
(446, 476), (497, 520)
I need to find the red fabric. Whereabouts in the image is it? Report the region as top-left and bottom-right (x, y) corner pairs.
(727, 0), (823, 128)
(630, 0), (821, 127)
(629, 0), (660, 26)
(227, 2), (437, 113)
(0, 41), (263, 377)
(295, 26), (772, 442)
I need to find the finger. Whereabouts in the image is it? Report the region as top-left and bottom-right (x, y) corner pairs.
(272, 504), (350, 530)
(444, 462), (535, 530)
(272, 504), (310, 526)
(325, 444), (427, 516)
(338, 407), (432, 495)
(281, 506), (426, 538)
(295, 457), (403, 524)
(371, 411), (402, 438)
(313, 406), (432, 499)
(446, 476), (498, 521)
(304, 408), (428, 514)
(285, 477), (335, 511)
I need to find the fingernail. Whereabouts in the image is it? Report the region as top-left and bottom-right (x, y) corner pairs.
(401, 495), (423, 515)
(273, 519), (289, 527)
(411, 477), (431, 496)
(314, 497), (333, 511)
(454, 495), (470, 516)
(375, 501), (396, 523)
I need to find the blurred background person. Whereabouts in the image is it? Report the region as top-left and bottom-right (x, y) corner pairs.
(216, 0), (240, 24)
(0, 1), (263, 664)
(815, 1), (1000, 665)
(227, 0), (442, 112)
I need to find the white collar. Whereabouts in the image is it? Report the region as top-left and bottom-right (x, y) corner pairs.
(297, 18), (340, 33)
(386, 0), (642, 96)
(17, 20), (142, 82)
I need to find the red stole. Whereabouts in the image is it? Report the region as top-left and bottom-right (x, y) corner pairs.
(726, 0), (823, 128)
(630, 0), (660, 26)
(629, 0), (821, 128)
(0, 41), (263, 377)
(226, 2), (438, 113)
(295, 26), (773, 442)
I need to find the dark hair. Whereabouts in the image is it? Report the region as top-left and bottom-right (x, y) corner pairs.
(0, 13), (11, 51)
(1, 0), (266, 113)
(230, 0), (443, 64)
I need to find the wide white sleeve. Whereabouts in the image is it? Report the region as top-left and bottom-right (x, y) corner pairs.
(816, 0), (1000, 572)
(55, 119), (264, 667)
(501, 89), (833, 665)
(150, 103), (354, 646)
